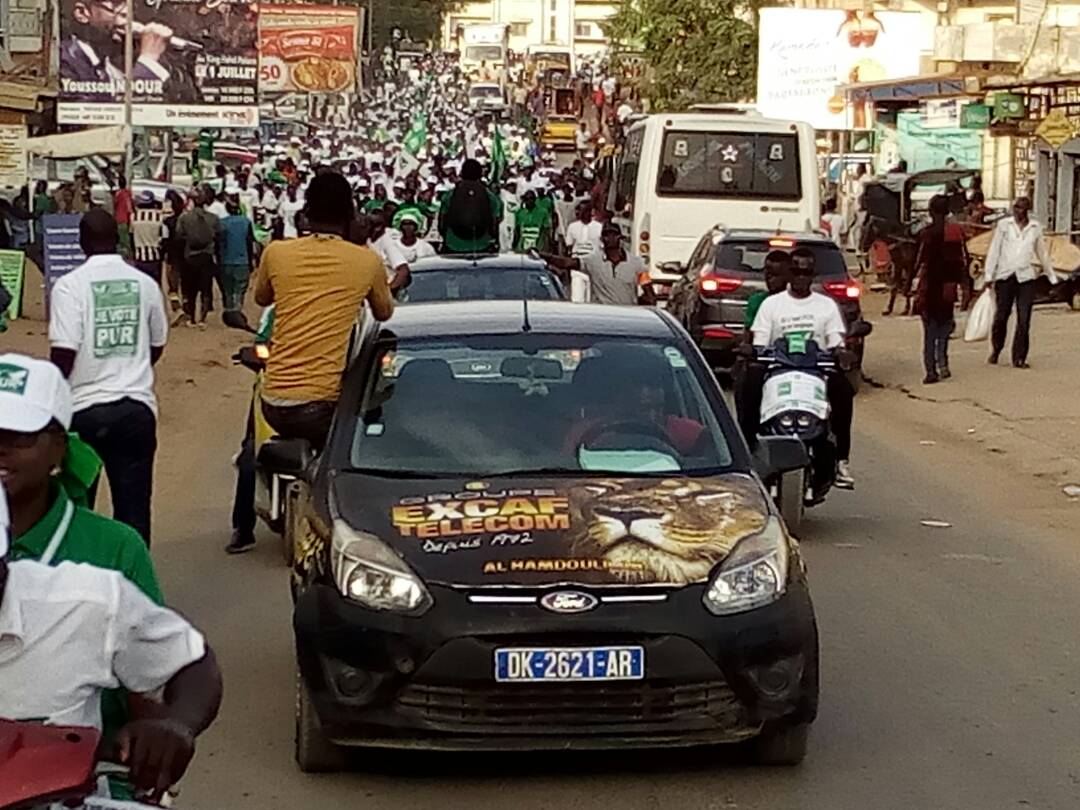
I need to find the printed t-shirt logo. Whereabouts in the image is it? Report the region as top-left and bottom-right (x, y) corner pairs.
(0, 363), (29, 394)
(92, 280), (141, 358)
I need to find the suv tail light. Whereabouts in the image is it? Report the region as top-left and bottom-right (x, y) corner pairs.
(699, 274), (742, 296)
(823, 279), (861, 300)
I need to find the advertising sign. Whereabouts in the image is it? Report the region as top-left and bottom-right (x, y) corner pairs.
(994, 92), (1025, 120)
(43, 214), (86, 306)
(0, 250), (24, 319)
(0, 124), (27, 189)
(961, 103), (991, 130)
(756, 8), (929, 130)
(58, 0), (259, 128)
(258, 5), (360, 94)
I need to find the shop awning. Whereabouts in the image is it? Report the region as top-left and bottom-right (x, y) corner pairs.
(25, 126), (131, 158)
(840, 73), (980, 102)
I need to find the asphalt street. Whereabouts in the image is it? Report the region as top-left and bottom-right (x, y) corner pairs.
(117, 324), (1073, 810)
(8, 319), (1076, 809)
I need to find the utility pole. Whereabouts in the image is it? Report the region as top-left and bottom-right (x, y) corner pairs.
(124, 0), (133, 188)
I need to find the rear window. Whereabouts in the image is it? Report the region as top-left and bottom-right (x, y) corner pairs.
(402, 269), (564, 303)
(657, 131), (800, 200)
(713, 240), (847, 278)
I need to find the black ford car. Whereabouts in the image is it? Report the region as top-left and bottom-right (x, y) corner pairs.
(273, 302), (819, 771)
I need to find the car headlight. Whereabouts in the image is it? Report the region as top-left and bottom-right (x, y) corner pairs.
(331, 519), (432, 614)
(703, 517), (790, 616)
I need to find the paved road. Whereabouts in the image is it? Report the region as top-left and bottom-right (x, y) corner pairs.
(122, 328), (1080, 810)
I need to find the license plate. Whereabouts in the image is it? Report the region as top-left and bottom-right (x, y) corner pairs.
(494, 646), (644, 683)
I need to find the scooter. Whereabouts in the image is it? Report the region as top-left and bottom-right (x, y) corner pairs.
(224, 310), (301, 565)
(756, 337), (839, 534)
(756, 321), (872, 533)
(0, 720), (168, 809)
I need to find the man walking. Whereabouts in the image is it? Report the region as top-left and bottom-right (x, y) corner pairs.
(48, 208), (168, 543)
(217, 193), (255, 312)
(130, 190), (165, 284)
(984, 196), (1057, 368)
(176, 185), (220, 328)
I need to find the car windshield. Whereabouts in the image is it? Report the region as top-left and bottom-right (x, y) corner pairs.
(466, 45), (503, 62)
(714, 240), (848, 279)
(351, 335), (734, 477)
(470, 86), (502, 98)
(401, 269), (564, 303)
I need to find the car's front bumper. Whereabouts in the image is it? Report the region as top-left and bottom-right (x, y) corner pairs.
(293, 579), (818, 750)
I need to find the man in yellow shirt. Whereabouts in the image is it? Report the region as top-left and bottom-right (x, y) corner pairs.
(253, 172), (394, 450)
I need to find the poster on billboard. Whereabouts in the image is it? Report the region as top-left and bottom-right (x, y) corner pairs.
(259, 5), (360, 95)
(57, 0), (259, 128)
(756, 8), (929, 130)
(0, 124), (27, 190)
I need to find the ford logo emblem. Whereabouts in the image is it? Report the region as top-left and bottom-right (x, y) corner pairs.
(539, 591), (599, 614)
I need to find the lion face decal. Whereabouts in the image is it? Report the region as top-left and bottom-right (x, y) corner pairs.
(569, 478), (769, 585)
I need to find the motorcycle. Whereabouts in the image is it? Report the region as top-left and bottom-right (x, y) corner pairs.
(755, 321), (872, 532)
(223, 310), (302, 565)
(0, 720), (169, 809)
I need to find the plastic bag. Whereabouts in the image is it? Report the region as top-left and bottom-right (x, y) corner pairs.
(964, 288), (996, 342)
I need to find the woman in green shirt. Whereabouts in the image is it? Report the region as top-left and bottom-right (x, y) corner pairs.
(0, 353), (162, 793)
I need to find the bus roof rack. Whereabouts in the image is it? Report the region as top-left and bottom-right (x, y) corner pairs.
(689, 104), (760, 115)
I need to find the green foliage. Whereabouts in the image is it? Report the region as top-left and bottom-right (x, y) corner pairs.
(357, 0), (461, 49)
(605, 0), (763, 111)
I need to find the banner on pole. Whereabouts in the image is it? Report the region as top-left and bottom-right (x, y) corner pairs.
(259, 5), (360, 95)
(57, 0), (260, 128)
(43, 214), (86, 310)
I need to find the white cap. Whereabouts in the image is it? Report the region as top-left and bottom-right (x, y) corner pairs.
(0, 353), (73, 433)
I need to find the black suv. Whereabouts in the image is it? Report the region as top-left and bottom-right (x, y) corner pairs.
(666, 229), (866, 377)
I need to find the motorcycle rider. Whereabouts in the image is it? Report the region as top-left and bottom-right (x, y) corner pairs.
(0, 479), (223, 801)
(253, 172), (394, 451)
(748, 247), (857, 491)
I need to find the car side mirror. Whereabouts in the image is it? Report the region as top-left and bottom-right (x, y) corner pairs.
(849, 319), (873, 339)
(659, 261), (687, 276)
(753, 436), (809, 480)
(257, 438), (315, 479)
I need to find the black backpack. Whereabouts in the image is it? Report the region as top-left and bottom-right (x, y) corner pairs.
(445, 180), (493, 239)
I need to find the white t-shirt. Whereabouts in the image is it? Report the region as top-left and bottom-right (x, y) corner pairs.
(370, 231), (409, 281)
(0, 559), (206, 729)
(821, 213), (845, 247)
(565, 219), (603, 258)
(751, 291), (848, 351)
(281, 198), (304, 238)
(208, 200), (228, 220)
(575, 129), (589, 150)
(394, 236), (436, 265)
(49, 254), (168, 416)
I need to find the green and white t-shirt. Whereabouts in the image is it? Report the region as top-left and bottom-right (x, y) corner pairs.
(750, 290), (847, 352)
(49, 254), (168, 416)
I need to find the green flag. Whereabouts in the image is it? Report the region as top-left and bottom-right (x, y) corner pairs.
(490, 125), (508, 187)
(403, 115), (428, 157)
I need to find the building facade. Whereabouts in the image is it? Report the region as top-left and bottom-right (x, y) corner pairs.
(444, 0), (618, 57)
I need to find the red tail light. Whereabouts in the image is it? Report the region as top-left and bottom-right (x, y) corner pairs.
(699, 274), (742, 296)
(702, 327), (735, 340)
(823, 279), (861, 300)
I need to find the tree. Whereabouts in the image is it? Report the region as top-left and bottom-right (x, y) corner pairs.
(604, 0), (762, 111)
(362, 0), (462, 49)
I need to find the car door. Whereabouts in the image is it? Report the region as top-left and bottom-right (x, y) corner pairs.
(669, 235), (711, 330)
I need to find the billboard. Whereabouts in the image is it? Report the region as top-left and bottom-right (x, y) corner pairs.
(258, 5), (360, 95)
(756, 8), (929, 130)
(58, 0), (259, 128)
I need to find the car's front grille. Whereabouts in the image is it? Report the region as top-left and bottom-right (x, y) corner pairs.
(395, 680), (742, 728)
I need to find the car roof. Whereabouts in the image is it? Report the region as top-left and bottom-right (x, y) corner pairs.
(410, 253), (549, 273)
(375, 301), (678, 342)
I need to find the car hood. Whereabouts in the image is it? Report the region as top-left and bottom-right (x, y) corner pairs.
(332, 473), (770, 587)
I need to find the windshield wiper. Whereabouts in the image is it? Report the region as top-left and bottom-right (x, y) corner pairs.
(342, 467), (440, 479)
